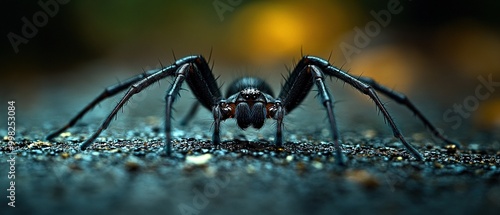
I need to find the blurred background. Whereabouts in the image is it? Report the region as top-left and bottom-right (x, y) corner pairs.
(1, 0), (500, 138)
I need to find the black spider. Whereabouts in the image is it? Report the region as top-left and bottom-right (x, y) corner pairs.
(46, 54), (458, 165)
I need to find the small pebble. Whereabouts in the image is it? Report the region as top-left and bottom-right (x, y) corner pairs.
(363, 130), (377, 139)
(434, 162), (444, 169)
(186, 154), (213, 165)
(61, 152), (70, 159)
(246, 164), (256, 174)
(312, 161), (323, 170)
(61, 132), (72, 138)
(125, 156), (142, 171)
(346, 169), (379, 189)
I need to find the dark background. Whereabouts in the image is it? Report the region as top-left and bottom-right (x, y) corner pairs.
(1, 0), (500, 134)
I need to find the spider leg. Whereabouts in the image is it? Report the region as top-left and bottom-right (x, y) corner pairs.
(46, 69), (159, 140)
(164, 58), (224, 154)
(273, 102), (285, 147)
(212, 102), (223, 145)
(356, 76), (460, 147)
(79, 55), (222, 155)
(309, 65), (344, 165)
(303, 56), (424, 161)
(277, 63), (344, 165)
(164, 64), (192, 155)
(79, 65), (180, 151)
(164, 61), (222, 154)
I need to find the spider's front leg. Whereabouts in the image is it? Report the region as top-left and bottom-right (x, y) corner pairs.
(146, 57), (224, 155)
(75, 55), (222, 156)
(278, 61), (345, 165)
(211, 100), (233, 146)
(269, 100), (285, 146)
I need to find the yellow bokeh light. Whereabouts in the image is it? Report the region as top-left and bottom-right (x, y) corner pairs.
(226, 1), (355, 65)
(349, 46), (418, 92)
(247, 6), (307, 59)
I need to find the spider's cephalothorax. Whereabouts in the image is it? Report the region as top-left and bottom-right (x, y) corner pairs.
(47, 54), (459, 165)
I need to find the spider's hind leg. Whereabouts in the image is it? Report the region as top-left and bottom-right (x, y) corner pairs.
(305, 55), (425, 161)
(357, 76), (461, 147)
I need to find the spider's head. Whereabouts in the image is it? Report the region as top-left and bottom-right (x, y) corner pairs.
(225, 77), (274, 99)
(240, 88), (262, 101)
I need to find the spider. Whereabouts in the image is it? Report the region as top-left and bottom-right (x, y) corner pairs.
(46, 54), (458, 165)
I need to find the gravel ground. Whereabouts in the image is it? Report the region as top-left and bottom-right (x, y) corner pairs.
(1, 115), (499, 215)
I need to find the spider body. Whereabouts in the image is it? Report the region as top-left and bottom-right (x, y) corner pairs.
(47, 55), (458, 165)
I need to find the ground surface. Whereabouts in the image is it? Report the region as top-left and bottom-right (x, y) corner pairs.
(1, 115), (499, 215)
(1, 87), (500, 215)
